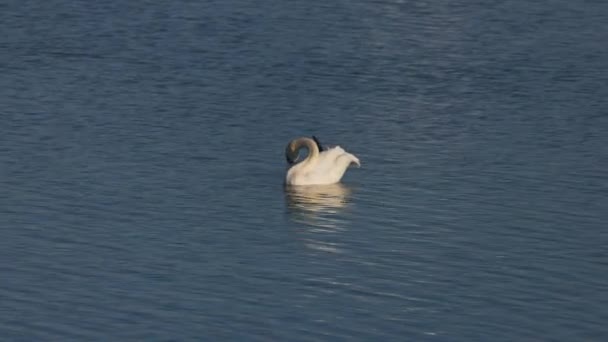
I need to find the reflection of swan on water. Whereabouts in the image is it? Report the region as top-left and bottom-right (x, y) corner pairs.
(285, 183), (352, 213)
(285, 183), (354, 230)
(285, 183), (354, 252)
(285, 137), (360, 186)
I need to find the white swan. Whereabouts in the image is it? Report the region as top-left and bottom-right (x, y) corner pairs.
(285, 137), (360, 185)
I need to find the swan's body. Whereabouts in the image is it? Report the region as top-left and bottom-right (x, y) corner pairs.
(285, 137), (360, 186)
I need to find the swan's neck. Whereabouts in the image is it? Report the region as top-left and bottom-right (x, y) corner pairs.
(294, 137), (320, 171)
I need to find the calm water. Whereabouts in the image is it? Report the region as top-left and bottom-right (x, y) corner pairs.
(1, 0), (607, 340)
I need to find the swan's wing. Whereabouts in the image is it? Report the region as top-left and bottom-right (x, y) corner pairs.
(307, 146), (359, 183)
(344, 153), (360, 167)
(318, 146), (359, 167)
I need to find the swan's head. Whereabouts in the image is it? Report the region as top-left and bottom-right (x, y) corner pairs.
(285, 140), (299, 165)
(286, 137), (318, 165)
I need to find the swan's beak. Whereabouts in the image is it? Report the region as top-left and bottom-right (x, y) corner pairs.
(285, 142), (298, 165)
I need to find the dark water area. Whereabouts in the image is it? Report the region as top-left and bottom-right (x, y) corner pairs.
(1, 0), (607, 340)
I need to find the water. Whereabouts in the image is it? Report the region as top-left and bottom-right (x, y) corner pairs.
(1, 0), (607, 340)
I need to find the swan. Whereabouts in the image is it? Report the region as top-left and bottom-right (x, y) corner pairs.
(285, 136), (360, 185)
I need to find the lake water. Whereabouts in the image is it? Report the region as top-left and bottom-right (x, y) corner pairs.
(1, 0), (607, 340)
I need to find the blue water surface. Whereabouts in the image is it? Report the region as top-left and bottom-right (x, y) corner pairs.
(1, 0), (607, 340)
